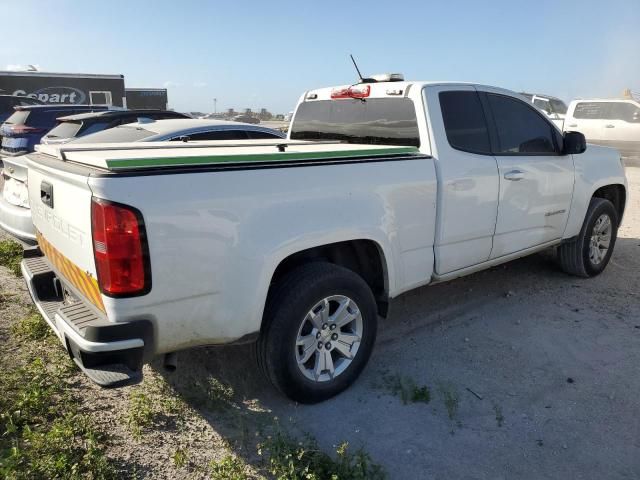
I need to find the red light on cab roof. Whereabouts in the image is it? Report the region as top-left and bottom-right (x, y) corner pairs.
(330, 84), (371, 99)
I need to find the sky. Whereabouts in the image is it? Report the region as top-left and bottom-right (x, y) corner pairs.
(1, 0), (639, 114)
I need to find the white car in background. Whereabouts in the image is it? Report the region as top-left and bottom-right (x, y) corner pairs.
(564, 99), (640, 159)
(69, 118), (284, 144)
(520, 92), (567, 129)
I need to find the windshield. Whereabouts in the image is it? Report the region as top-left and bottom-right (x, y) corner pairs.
(549, 98), (568, 114)
(71, 125), (156, 143)
(45, 121), (82, 139)
(290, 98), (420, 147)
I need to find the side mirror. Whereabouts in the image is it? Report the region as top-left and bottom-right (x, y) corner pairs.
(632, 112), (640, 123)
(563, 131), (587, 155)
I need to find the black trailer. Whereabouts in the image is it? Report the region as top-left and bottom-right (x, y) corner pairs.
(0, 71), (126, 107)
(125, 88), (168, 110)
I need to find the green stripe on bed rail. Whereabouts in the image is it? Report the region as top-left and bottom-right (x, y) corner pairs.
(105, 147), (419, 169)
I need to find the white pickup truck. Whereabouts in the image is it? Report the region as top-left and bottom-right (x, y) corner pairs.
(20, 76), (627, 403)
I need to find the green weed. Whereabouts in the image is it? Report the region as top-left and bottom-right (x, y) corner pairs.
(209, 454), (251, 479)
(172, 447), (189, 468)
(438, 383), (460, 420)
(381, 373), (431, 405)
(126, 391), (156, 439)
(259, 433), (386, 480)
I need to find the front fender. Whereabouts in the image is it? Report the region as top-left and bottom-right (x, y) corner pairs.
(563, 144), (627, 238)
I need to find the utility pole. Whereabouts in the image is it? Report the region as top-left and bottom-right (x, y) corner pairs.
(213, 98), (217, 114)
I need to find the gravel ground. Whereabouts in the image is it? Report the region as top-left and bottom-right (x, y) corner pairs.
(1, 167), (639, 479)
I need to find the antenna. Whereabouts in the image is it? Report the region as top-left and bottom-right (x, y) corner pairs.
(350, 54), (364, 82)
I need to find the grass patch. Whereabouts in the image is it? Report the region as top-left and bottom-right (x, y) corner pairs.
(126, 391), (156, 439)
(380, 372), (431, 405)
(259, 433), (386, 480)
(0, 240), (23, 277)
(209, 454), (253, 479)
(172, 447), (189, 468)
(0, 340), (116, 479)
(11, 311), (50, 341)
(124, 377), (193, 440)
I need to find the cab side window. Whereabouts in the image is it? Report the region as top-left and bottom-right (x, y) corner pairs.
(487, 94), (557, 154)
(439, 91), (491, 154)
(573, 102), (608, 119)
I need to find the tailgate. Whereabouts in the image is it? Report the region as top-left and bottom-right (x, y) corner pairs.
(26, 154), (104, 311)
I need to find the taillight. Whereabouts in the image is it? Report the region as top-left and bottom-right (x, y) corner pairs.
(91, 198), (150, 296)
(10, 125), (46, 135)
(330, 84), (371, 99)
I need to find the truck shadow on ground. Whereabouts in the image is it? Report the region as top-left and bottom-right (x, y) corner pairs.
(153, 238), (640, 474)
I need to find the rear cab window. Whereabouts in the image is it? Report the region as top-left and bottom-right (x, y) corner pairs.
(290, 98), (420, 147)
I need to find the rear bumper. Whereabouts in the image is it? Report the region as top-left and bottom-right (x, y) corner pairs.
(0, 196), (36, 243)
(21, 247), (154, 387)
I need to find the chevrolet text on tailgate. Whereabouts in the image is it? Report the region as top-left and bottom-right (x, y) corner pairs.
(21, 75), (627, 403)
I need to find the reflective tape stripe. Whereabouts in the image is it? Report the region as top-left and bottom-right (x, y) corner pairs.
(37, 231), (105, 312)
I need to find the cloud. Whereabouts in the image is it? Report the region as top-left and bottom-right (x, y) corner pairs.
(162, 80), (181, 88)
(6, 64), (40, 71)
(193, 81), (207, 88)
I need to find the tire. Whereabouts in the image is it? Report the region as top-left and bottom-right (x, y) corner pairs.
(558, 197), (618, 277)
(258, 262), (378, 403)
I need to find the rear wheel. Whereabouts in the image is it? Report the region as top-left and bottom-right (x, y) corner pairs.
(558, 197), (618, 277)
(258, 262), (377, 403)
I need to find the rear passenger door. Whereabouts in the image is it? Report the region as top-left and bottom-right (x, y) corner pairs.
(481, 89), (574, 259)
(424, 85), (500, 274)
(601, 102), (640, 145)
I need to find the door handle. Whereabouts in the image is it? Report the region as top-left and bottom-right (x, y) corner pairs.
(605, 124), (615, 128)
(567, 123), (578, 128)
(504, 170), (525, 181)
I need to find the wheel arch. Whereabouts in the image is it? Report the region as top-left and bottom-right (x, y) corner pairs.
(564, 180), (627, 239)
(267, 239), (391, 319)
(592, 184), (626, 223)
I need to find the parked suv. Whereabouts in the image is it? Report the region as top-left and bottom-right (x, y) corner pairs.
(0, 95), (44, 124)
(41, 109), (190, 145)
(0, 104), (110, 156)
(564, 99), (640, 159)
